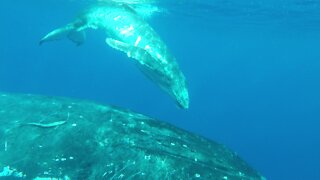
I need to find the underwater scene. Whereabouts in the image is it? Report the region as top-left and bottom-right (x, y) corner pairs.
(0, 0), (319, 179)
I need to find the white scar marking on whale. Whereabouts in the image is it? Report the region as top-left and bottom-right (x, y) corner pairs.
(156, 53), (167, 64)
(134, 36), (141, 47)
(114, 15), (121, 21)
(120, 25), (134, 36)
(145, 45), (151, 50)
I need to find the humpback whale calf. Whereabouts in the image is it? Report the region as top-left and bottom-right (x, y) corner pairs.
(40, 1), (189, 109)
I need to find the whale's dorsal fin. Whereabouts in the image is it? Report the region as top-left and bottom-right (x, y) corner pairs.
(40, 23), (86, 46)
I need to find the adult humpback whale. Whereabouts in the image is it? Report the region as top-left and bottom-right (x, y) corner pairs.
(0, 92), (265, 179)
(40, 2), (189, 109)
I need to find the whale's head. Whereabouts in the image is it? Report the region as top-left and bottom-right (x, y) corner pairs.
(171, 79), (189, 109)
(135, 61), (189, 109)
(174, 87), (189, 109)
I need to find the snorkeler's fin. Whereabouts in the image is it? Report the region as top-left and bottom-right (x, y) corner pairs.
(40, 23), (86, 46)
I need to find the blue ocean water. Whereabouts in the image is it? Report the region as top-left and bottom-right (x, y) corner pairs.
(0, 0), (319, 179)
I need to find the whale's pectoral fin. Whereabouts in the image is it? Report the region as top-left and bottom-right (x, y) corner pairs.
(67, 29), (86, 46)
(106, 38), (155, 69)
(40, 24), (86, 46)
(106, 38), (172, 97)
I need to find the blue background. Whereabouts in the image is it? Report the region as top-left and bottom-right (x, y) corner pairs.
(1, 0), (320, 179)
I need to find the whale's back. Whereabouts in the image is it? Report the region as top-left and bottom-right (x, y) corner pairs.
(0, 92), (265, 179)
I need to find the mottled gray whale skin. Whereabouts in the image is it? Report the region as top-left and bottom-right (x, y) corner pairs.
(0, 92), (265, 179)
(40, 2), (189, 109)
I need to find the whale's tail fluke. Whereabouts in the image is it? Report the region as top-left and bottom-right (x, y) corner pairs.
(39, 23), (86, 46)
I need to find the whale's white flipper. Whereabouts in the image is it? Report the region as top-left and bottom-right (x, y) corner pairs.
(107, 37), (175, 89)
(106, 38), (154, 68)
(106, 38), (168, 86)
